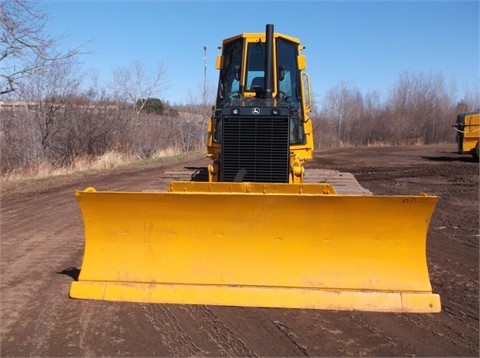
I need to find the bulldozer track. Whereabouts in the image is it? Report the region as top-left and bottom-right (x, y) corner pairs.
(155, 164), (372, 195)
(303, 168), (372, 195)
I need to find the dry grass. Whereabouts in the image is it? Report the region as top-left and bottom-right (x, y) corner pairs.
(1, 148), (184, 184)
(151, 147), (182, 159)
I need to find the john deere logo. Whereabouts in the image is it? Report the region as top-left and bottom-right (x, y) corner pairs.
(252, 108), (260, 115)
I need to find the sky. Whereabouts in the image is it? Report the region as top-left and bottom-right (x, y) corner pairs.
(40, 0), (479, 105)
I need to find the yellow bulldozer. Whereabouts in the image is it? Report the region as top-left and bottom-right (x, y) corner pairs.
(453, 111), (479, 161)
(70, 25), (441, 313)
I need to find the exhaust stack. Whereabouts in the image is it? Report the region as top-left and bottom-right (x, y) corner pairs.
(264, 24), (274, 99)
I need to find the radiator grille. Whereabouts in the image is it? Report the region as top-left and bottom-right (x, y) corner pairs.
(221, 116), (290, 182)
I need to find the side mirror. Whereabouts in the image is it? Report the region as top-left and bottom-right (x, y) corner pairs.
(297, 55), (307, 70)
(302, 73), (312, 111)
(215, 55), (224, 70)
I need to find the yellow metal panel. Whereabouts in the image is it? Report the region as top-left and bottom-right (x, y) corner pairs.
(167, 181), (336, 194)
(463, 113), (479, 152)
(71, 184), (440, 312)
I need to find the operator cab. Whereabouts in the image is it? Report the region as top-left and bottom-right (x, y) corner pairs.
(214, 30), (308, 145)
(207, 25), (314, 184)
(216, 34), (301, 107)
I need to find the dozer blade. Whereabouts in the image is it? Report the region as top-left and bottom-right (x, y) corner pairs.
(71, 182), (440, 313)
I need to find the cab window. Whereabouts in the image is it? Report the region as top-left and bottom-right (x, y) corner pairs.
(245, 42), (269, 93)
(216, 39), (243, 107)
(276, 38), (299, 103)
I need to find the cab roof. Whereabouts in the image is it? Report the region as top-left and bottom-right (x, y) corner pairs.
(221, 32), (302, 46)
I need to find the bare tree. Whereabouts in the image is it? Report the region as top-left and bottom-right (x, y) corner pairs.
(0, 100), (39, 171)
(387, 71), (455, 144)
(350, 90), (386, 146)
(175, 115), (205, 153)
(185, 80), (216, 148)
(110, 60), (170, 156)
(320, 81), (363, 145)
(460, 84), (480, 112)
(0, 0), (78, 95)
(16, 58), (81, 163)
(112, 60), (168, 115)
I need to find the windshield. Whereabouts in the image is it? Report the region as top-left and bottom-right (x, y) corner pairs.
(245, 42), (268, 93)
(217, 37), (301, 106)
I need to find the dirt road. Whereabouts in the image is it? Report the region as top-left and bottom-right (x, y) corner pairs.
(1, 144), (478, 357)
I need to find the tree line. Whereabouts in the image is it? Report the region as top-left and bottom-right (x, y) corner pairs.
(313, 74), (479, 149)
(2, 70), (478, 175)
(0, 94), (208, 173)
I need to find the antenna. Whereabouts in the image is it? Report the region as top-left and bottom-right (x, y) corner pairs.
(203, 46), (207, 105)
